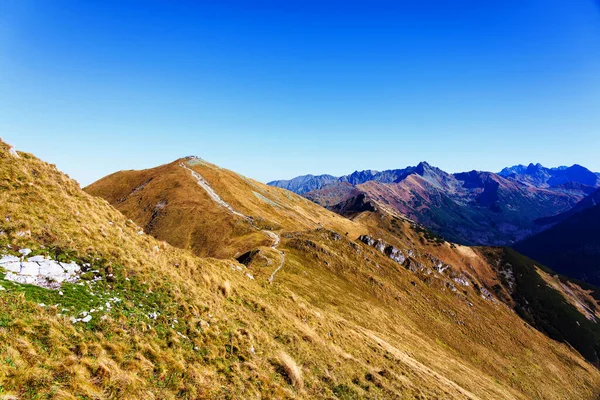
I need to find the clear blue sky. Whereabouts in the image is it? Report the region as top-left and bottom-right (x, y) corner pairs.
(1, 0), (599, 185)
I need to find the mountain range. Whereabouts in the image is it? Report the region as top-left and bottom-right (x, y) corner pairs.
(499, 163), (600, 188)
(269, 163), (599, 246)
(2, 142), (600, 399)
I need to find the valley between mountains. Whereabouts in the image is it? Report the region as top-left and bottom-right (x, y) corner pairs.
(1, 141), (600, 399)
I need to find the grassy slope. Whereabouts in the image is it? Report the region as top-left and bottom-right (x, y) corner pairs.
(85, 159), (363, 259)
(0, 143), (537, 399)
(79, 153), (600, 398)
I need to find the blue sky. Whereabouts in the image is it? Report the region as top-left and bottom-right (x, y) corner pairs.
(1, 0), (599, 185)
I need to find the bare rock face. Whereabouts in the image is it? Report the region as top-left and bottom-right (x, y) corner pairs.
(359, 235), (407, 266)
(384, 246), (406, 264)
(453, 275), (470, 287)
(358, 235), (376, 247)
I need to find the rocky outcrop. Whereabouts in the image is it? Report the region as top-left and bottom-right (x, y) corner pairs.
(0, 250), (81, 289)
(359, 236), (406, 264)
(357, 236), (475, 294)
(359, 235), (413, 270)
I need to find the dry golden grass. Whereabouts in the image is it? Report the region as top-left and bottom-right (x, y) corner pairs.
(277, 351), (303, 391)
(219, 280), (232, 298)
(0, 141), (599, 399)
(85, 158), (364, 259)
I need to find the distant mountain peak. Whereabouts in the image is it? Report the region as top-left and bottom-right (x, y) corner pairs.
(415, 161), (432, 173)
(499, 163), (599, 189)
(526, 162), (543, 171)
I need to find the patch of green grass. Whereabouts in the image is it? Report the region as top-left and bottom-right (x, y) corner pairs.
(332, 383), (359, 399)
(0, 248), (182, 336)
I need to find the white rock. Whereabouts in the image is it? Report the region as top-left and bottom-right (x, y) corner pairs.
(453, 276), (470, 287)
(0, 285), (5, 291)
(60, 262), (80, 274)
(27, 255), (46, 263)
(19, 261), (39, 276)
(81, 315), (92, 323)
(5, 272), (36, 285)
(0, 254), (20, 264)
(38, 260), (65, 280)
(1, 261), (21, 273)
(18, 249), (32, 256)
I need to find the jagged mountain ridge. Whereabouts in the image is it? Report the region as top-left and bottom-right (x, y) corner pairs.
(269, 162), (444, 194)
(499, 163), (600, 188)
(271, 162), (600, 195)
(275, 161), (593, 246)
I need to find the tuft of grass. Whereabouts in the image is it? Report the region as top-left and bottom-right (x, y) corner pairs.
(277, 351), (303, 391)
(219, 280), (232, 298)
